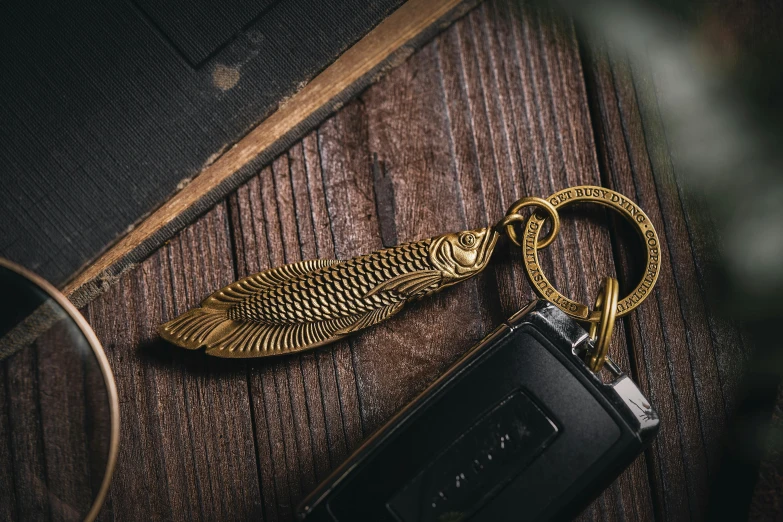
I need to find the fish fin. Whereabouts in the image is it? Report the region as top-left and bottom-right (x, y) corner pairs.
(158, 305), (230, 350)
(334, 301), (405, 336)
(202, 259), (339, 309)
(202, 315), (359, 358)
(202, 301), (406, 357)
(365, 270), (442, 298)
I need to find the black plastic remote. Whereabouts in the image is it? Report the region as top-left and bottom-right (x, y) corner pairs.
(297, 300), (659, 522)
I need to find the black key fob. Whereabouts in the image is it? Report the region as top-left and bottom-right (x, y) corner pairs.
(297, 300), (659, 522)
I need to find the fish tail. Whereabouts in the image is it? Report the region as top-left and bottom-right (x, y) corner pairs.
(158, 302), (231, 350)
(159, 302), (353, 357)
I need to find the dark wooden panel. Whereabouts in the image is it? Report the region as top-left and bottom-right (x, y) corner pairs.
(35, 328), (97, 520)
(0, 318), (112, 521)
(227, 151), (367, 520)
(749, 385), (783, 521)
(0, 359), (17, 521)
(75, 1), (750, 520)
(3, 347), (50, 521)
(432, 5), (653, 519)
(85, 204), (264, 521)
(330, 45), (490, 431)
(582, 38), (751, 520)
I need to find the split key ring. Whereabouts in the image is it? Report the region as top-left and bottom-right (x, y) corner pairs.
(519, 185), (661, 322)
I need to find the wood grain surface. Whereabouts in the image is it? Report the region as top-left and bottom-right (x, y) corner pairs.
(582, 39), (753, 521)
(76, 1), (748, 520)
(0, 318), (111, 521)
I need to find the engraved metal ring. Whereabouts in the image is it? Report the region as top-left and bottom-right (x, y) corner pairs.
(521, 186), (661, 320)
(587, 277), (619, 372)
(497, 196), (560, 248)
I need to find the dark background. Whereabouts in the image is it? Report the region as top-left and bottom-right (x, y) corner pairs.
(0, 0), (403, 285)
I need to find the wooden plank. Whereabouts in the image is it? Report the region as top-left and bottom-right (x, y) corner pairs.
(84, 204), (264, 521)
(227, 149), (367, 519)
(34, 327), (96, 519)
(1, 331), (109, 520)
(0, 356), (18, 521)
(64, 0), (481, 309)
(582, 38), (750, 520)
(749, 385), (783, 521)
(431, 3), (654, 519)
(0, 269), (117, 522)
(0, 365), (21, 520)
(2, 347), (50, 520)
(348, 41), (494, 430)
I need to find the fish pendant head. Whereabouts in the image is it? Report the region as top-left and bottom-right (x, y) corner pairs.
(429, 227), (499, 281)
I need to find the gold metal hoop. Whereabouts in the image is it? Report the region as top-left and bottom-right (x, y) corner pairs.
(498, 196), (560, 248)
(521, 186), (660, 320)
(587, 277), (619, 372)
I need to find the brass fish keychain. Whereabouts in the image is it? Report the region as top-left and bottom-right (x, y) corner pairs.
(159, 195), (560, 357)
(161, 183), (664, 522)
(159, 185), (658, 360)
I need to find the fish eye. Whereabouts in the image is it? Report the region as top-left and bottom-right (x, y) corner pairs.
(459, 233), (476, 247)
